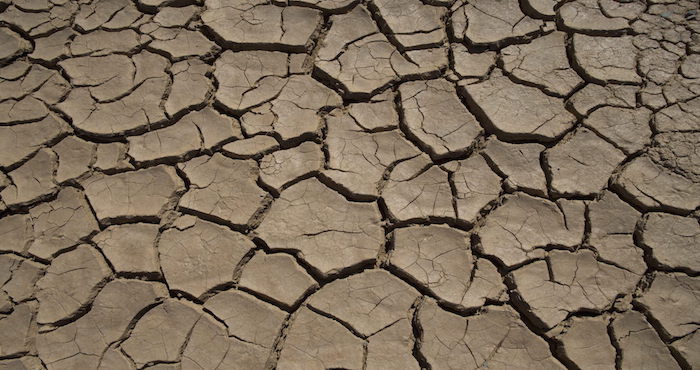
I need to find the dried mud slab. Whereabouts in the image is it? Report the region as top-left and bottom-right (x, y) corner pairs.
(93, 223), (161, 275)
(315, 6), (446, 98)
(398, 79), (482, 160)
(584, 106), (652, 154)
(366, 318), (419, 370)
(614, 155), (700, 213)
(0, 301), (36, 357)
(461, 72), (576, 141)
(0, 114), (69, 169)
(0, 27), (32, 62)
(551, 316), (617, 369)
(478, 193), (585, 266)
(277, 306), (364, 369)
(382, 156), (455, 222)
(37, 280), (167, 369)
(390, 225), (506, 308)
(451, 155), (502, 223)
(35, 245), (111, 324)
(238, 250), (318, 307)
(419, 298), (565, 369)
(178, 153), (266, 227)
(121, 299), (202, 367)
(181, 312), (268, 370)
(611, 310), (681, 369)
(572, 34), (641, 84)
(158, 215), (255, 298)
(81, 165), (185, 223)
(202, 0), (322, 51)
(558, 0), (640, 33)
(0, 148), (58, 208)
(260, 141), (324, 194)
(501, 31), (583, 96)
(324, 109), (419, 198)
(451, 0), (547, 46)
(239, 75), (343, 141)
(482, 138), (547, 196)
(636, 272), (700, 338)
(545, 128), (626, 197)
(641, 213), (700, 272)
(307, 269), (420, 336)
(204, 289), (286, 348)
(511, 249), (640, 329)
(256, 178), (383, 275)
(588, 191), (645, 274)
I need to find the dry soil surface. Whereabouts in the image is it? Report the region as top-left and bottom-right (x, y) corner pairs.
(0, 0), (699, 369)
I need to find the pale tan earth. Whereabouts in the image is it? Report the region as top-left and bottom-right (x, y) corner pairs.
(0, 0), (698, 369)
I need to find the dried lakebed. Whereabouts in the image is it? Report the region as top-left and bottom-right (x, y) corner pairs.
(0, 0), (699, 369)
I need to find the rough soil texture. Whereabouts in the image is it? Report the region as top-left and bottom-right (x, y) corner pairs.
(0, 0), (699, 369)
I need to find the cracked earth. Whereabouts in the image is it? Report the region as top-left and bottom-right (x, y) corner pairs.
(0, 0), (699, 368)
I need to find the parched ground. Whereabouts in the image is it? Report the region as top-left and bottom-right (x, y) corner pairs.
(0, 0), (699, 368)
